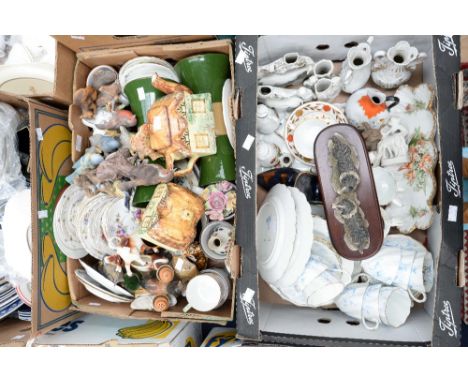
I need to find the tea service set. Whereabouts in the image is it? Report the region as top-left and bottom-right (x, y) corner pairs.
(256, 37), (437, 330)
(54, 52), (237, 314)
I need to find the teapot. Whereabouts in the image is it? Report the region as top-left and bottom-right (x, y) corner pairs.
(345, 88), (399, 131)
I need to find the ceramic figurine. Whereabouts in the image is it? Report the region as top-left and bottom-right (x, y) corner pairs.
(257, 140), (281, 168)
(184, 242), (208, 271)
(370, 117), (409, 167)
(314, 77), (342, 102)
(85, 109), (137, 131)
(96, 82), (121, 110)
(89, 134), (121, 155)
(74, 86), (98, 119)
(125, 75), (217, 177)
(257, 85), (315, 111)
(65, 151), (104, 184)
(139, 183), (205, 251)
(108, 235), (147, 277)
(345, 88), (399, 130)
(340, 37), (373, 93)
(75, 148), (174, 195)
(258, 53), (315, 87)
(371, 41), (427, 89)
(256, 104), (280, 135)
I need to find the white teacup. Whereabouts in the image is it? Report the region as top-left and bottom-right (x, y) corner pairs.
(361, 244), (402, 285)
(184, 268), (230, 312)
(294, 257), (328, 292)
(335, 282), (368, 319)
(378, 286), (411, 327)
(304, 269), (345, 308)
(361, 283), (382, 330)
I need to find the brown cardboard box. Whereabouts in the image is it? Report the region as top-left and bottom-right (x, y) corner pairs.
(66, 38), (238, 325)
(0, 91), (78, 344)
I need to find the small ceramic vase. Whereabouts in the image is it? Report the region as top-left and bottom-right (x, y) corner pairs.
(257, 140), (281, 168)
(200, 221), (234, 260)
(345, 87), (399, 130)
(340, 37), (373, 93)
(314, 77), (342, 102)
(256, 104), (280, 135)
(258, 52), (315, 87)
(371, 41), (427, 89)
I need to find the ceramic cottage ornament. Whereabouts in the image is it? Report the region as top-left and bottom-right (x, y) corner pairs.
(125, 75), (217, 177)
(258, 53), (315, 87)
(371, 41), (427, 89)
(340, 37), (373, 94)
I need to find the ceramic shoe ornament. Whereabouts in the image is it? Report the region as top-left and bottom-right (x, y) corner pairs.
(314, 77), (342, 102)
(257, 85), (315, 112)
(340, 37), (373, 93)
(371, 41), (427, 89)
(345, 88), (399, 130)
(125, 74), (217, 177)
(258, 52), (315, 87)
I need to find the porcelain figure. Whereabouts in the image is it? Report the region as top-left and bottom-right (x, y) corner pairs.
(340, 37), (373, 93)
(258, 53), (315, 87)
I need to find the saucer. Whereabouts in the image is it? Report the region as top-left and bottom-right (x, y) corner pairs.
(284, 102), (347, 168)
(222, 79), (235, 149)
(256, 184), (296, 284)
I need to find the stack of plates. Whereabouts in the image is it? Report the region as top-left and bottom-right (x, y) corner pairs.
(0, 277), (23, 320)
(257, 184), (355, 307)
(119, 57), (179, 89)
(53, 185), (138, 260)
(16, 305), (31, 321)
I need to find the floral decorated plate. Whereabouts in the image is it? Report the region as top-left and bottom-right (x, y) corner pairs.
(390, 83), (435, 140)
(284, 101), (348, 168)
(201, 181), (236, 221)
(383, 136), (437, 233)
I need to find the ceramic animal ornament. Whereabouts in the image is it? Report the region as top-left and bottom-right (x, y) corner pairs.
(73, 86), (98, 119)
(127, 75), (216, 177)
(370, 117), (409, 167)
(340, 37), (374, 93)
(371, 41), (427, 89)
(75, 148), (174, 195)
(345, 88), (399, 130)
(109, 235), (146, 277)
(258, 53), (315, 86)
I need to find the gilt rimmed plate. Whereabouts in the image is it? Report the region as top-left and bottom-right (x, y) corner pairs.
(284, 102), (348, 167)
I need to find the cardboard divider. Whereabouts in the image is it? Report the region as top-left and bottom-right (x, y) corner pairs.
(66, 38), (238, 325)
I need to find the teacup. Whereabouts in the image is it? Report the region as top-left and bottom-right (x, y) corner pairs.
(305, 269), (345, 308)
(336, 282), (411, 329)
(361, 237), (403, 285)
(294, 256), (329, 292)
(184, 268), (230, 312)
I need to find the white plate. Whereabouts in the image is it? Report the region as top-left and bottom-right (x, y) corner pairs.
(16, 280), (32, 307)
(75, 269), (133, 303)
(79, 259), (133, 298)
(222, 79), (235, 150)
(276, 187), (314, 288)
(256, 184), (297, 284)
(0, 63), (54, 95)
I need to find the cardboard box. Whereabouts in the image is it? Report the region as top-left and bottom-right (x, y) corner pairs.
(32, 314), (201, 347)
(64, 38), (241, 325)
(0, 90), (78, 344)
(235, 35), (464, 346)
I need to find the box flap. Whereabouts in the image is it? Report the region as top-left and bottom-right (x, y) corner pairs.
(29, 99), (80, 336)
(53, 35), (214, 53)
(233, 36), (260, 341)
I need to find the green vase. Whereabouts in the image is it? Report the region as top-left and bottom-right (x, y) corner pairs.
(199, 135), (236, 187)
(174, 53), (230, 102)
